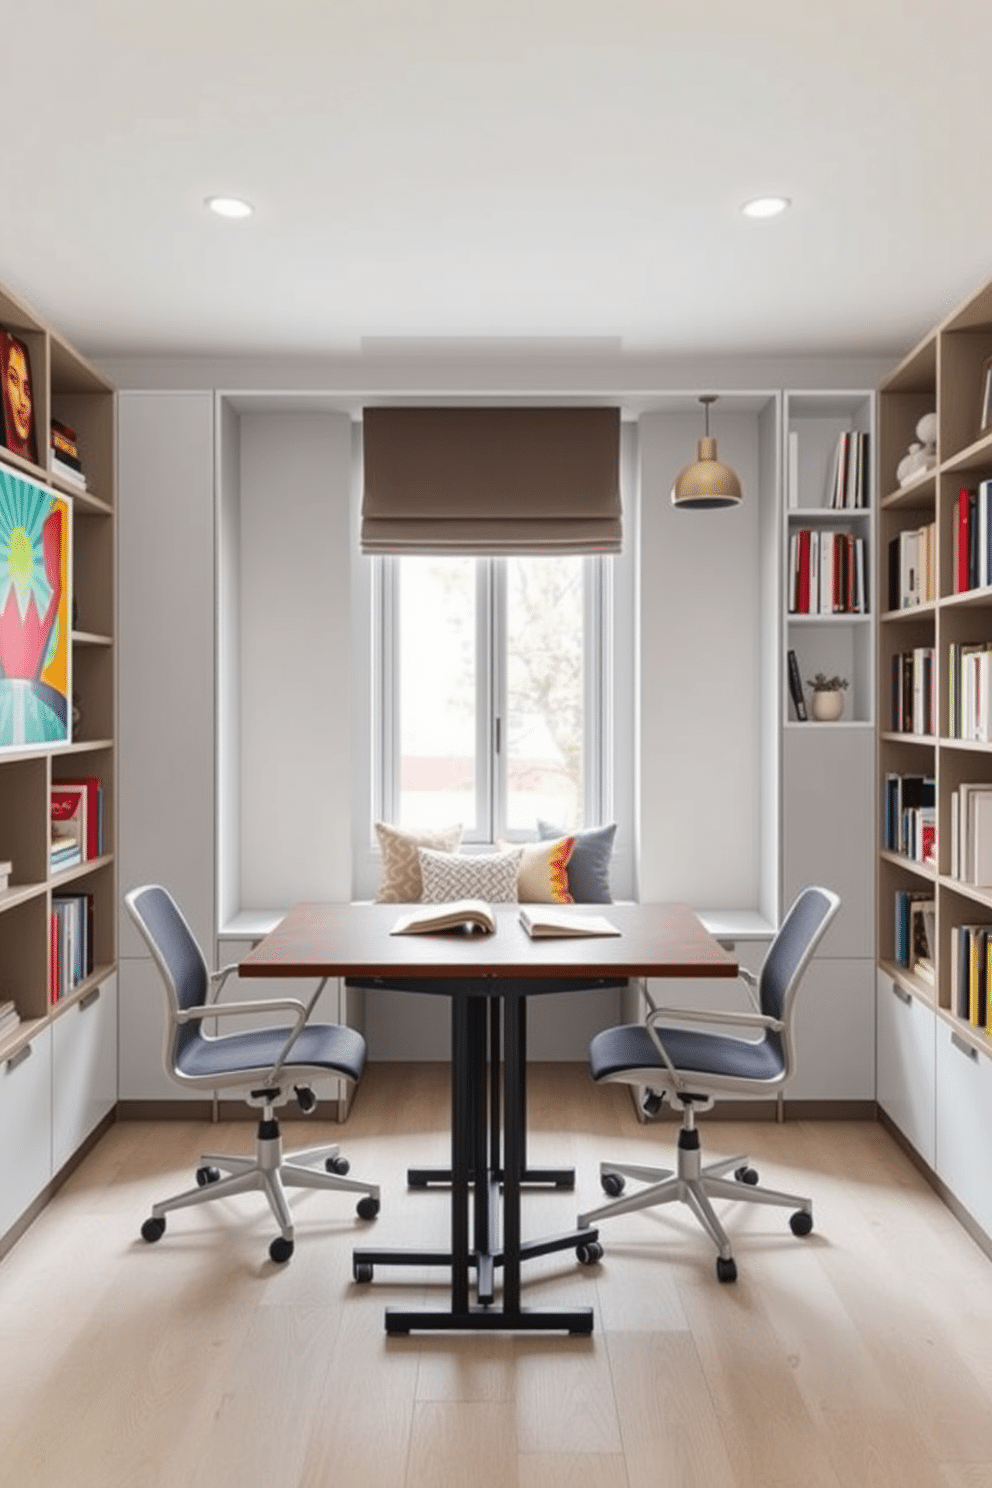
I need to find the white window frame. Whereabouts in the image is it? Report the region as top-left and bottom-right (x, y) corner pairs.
(373, 554), (613, 845)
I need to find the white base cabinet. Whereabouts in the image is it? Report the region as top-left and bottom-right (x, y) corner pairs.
(1, 972), (118, 1247)
(876, 970), (936, 1168)
(790, 957), (875, 1102)
(0, 1026), (53, 1239)
(52, 974), (118, 1172)
(935, 1020), (992, 1240)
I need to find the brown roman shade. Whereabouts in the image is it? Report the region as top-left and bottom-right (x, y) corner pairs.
(360, 406), (622, 555)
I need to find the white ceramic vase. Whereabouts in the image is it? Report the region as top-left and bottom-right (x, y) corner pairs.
(811, 688), (845, 722)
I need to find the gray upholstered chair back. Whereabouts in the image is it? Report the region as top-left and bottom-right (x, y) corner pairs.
(759, 886), (839, 1032)
(125, 884), (210, 1064)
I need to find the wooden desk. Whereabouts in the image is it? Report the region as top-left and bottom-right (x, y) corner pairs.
(240, 901), (737, 1334)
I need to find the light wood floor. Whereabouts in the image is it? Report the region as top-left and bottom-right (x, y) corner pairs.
(2, 1062), (992, 1488)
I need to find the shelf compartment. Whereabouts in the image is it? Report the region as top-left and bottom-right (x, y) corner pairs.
(0, 896), (50, 1021)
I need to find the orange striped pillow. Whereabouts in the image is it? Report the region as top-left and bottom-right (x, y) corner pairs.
(500, 836), (575, 903)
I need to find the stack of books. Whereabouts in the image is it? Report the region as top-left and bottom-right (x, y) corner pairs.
(827, 430), (870, 509)
(0, 998), (20, 1040)
(788, 527), (868, 614)
(51, 892), (94, 1002)
(49, 419), (87, 490)
(49, 777), (103, 875)
(952, 482), (992, 594)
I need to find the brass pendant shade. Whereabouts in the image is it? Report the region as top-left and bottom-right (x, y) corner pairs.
(671, 395), (742, 510)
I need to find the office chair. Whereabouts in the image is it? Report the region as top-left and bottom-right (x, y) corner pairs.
(125, 884), (380, 1263)
(577, 886), (840, 1282)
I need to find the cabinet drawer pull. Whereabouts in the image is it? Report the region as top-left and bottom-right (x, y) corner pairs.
(6, 1042), (32, 1071)
(951, 1031), (979, 1061)
(79, 986), (101, 1011)
(891, 983), (912, 1005)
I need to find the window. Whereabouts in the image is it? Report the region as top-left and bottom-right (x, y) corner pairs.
(375, 554), (610, 842)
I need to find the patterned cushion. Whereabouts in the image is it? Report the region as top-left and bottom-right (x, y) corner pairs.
(499, 836), (575, 903)
(418, 847), (523, 903)
(374, 822), (463, 902)
(537, 819), (616, 903)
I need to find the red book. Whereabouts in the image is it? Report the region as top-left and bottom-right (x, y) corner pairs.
(57, 776), (100, 859)
(958, 487), (973, 594)
(797, 529), (811, 613)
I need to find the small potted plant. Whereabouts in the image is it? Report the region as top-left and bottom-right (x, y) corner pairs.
(807, 671), (848, 722)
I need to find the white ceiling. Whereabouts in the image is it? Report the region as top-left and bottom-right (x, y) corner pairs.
(5, 1), (992, 368)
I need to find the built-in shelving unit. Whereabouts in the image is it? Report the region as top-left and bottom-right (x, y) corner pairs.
(779, 391), (877, 1108)
(0, 277), (117, 1250)
(877, 271), (992, 1249)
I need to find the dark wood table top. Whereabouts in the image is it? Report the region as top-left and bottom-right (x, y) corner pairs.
(238, 901), (738, 982)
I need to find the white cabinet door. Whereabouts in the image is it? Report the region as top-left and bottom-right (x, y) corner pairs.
(876, 969), (935, 1167)
(0, 1027), (53, 1239)
(789, 957), (875, 1101)
(782, 728), (875, 960)
(936, 1021), (992, 1239)
(52, 974), (118, 1172)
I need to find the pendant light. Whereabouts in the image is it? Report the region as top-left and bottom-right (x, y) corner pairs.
(671, 395), (742, 510)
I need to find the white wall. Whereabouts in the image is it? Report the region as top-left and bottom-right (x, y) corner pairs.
(635, 409), (765, 909)
(235, 411), (353, 908)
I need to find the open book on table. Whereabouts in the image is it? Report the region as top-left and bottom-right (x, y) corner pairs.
(518, 907), (620, 939)
(390, 899), (497, 936)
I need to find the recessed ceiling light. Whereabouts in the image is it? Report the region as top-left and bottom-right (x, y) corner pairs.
(741, 196), (790, 220)
(205, 195), (254, 220)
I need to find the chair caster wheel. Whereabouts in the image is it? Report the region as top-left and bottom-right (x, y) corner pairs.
(790, 1209), (813, 1237)
(716, 1256), (737, 1283)
(356, 1196), (380, 1220)
(141, 1216), (166, 1243)
(326, 1155), (350, 1175)
(269, 1236), (294, 1264)
(354, 1262), (374, 1283)
(601, 1172), (625, 1198)
(576, 1241), (603, 1265)
(196, 1165), (221, 1186)
(734, 1165), (759, 1186)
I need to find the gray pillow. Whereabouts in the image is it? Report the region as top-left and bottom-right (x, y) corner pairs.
(537, 820), (616, 903)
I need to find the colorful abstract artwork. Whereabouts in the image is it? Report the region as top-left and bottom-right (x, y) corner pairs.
(0, 465), (71, 748)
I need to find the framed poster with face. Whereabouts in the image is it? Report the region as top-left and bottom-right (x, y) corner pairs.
(0, 328), (39, 466)
(0, 464), (72, 748)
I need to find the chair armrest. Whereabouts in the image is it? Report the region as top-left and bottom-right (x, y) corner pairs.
(207, 962), (241, 1004)
(646, 1005), (783, 1034)
(177, 998), (310, 1024)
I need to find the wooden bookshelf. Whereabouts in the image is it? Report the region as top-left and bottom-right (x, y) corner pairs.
(0, 277), (117, 1250)
(877, 268), (992, 1249)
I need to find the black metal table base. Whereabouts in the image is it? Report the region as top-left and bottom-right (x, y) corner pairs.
(385, 1306), (594, 1336)
(351, 981), (606, 1333)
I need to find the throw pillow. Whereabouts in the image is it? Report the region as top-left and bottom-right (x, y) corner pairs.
(418, 847), (523, 904)
(374, 822), (463, 902)
(536, 819), (617, 903)
(498, 835), (575, 903)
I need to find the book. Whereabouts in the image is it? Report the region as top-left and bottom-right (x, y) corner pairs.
(57, 776), (102, 858)
(910, 899), (935, 980)
(51, 784), (88, 864)
(518, 907), (620, 938)
(787, 649), (807, 721)
(390, 899), (496, 935)
(51, 452), (87, 488)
